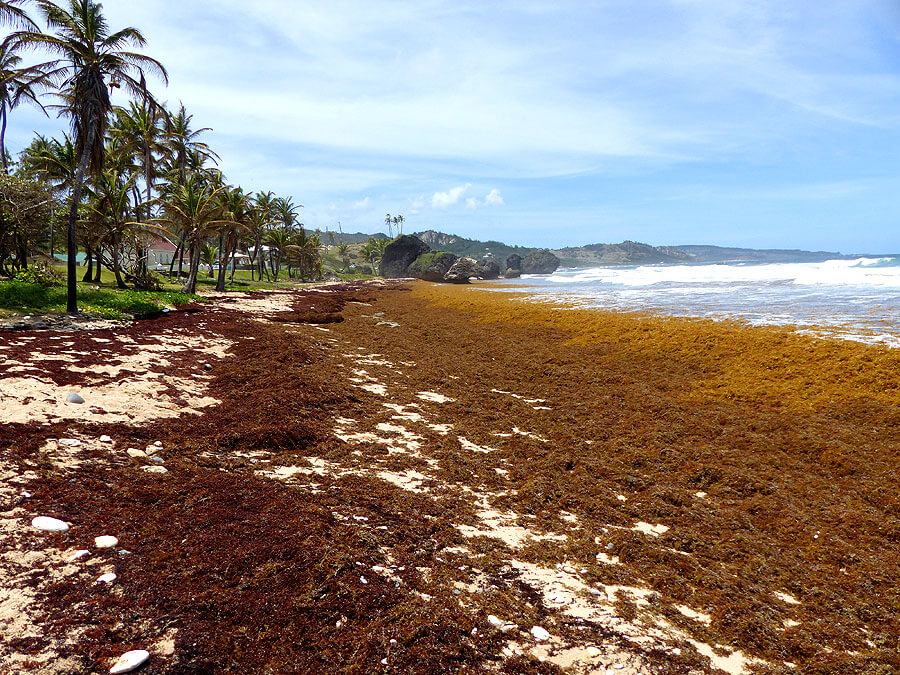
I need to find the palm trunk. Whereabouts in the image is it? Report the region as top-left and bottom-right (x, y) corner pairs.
(94, 246), (102, 283)
(82, 246), (93, 282)
(182, 239), (201, 294)
(112, 245), (127, 289)
(67, 126), (95, 315)
(168, 230), (185, 277)
(229, 250), (237, 283)
(215, 244), (228, 292)
(1, 104), (8, 175)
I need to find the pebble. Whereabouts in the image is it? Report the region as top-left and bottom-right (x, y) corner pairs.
(127, 449), (147, 459)
(501, 624), (518, 633)
(66, 393), (85, 404)
(97, 573), (117, 584)
(204, 363), (212, 371)
(153, 441), (163, 447)
(360, 577), (368, 585)
(95, 536), (119, 549)
(142, 466), (168, 474)
(109, 649), (150, 674)
(31, 517), (70, 532)
(67, 549), (90, 562)
(145, 446), (158, 453)
(99, 435), (113, 443)
(487, 614), (503, 627)
(587, 646), (601, 657)
(531, 626), (550, 642)
(149, 456), (165, 464)
(58, 439), (82, 448)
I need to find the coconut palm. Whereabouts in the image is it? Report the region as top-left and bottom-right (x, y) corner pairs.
(199, 241), (217, 278)
(0, 0), (36, 28)
(85, 166), (137, 288)
(336, 241), (350, 273)
(264, 227), (289, 282)
(5, 0), (168, 313)
(0, 42), (48, 173)
(273, 195), (301, 232)
(215, 185), (249, 290)
(164, 103), (217, 186)
(152, 175), (226, 293)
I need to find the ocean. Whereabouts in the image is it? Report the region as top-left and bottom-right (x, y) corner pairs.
(491, 257), (900, 348)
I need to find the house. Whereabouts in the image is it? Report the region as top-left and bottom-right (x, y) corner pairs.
(148, 237), (184, 269)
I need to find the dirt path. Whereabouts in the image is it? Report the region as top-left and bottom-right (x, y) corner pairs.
(2, 282), (898, 674)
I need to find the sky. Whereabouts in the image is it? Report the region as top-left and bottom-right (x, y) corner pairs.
(8, 0), (900, 252)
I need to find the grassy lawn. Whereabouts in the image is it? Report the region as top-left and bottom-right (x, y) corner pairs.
(1, 262), (379, 320)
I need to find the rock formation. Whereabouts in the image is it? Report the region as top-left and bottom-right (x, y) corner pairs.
(444, 257), (480, 284)
(379, 235), (431, 278)
(408, 251), (459, 283)
(521, 250), (560, 275)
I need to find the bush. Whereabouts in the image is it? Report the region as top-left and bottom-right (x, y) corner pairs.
(12, 262), (62, 287)
(0, 280), (51, 310)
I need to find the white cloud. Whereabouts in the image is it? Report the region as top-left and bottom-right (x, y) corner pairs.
(352, 196), (371, 209)
(432, 184), (471, 209)
(484, 189), (505, 206)
(465, 197), (480, 209)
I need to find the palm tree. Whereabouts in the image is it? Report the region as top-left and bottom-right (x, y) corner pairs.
(0, 1), (36, 28)
(384, 213), (392, 238)
(199, 241), (217, 278)
(153, 175), (226, 293)
(164, 103), (217, 186)
(6, 0), (168, 313)
(215, 185), (248, 291)
(273, 195), (301, 232)
(0, 42), (48, 173)
(85, 165), (137, 288)
(337, 241), (350, 273)
(264, 227), (289, 281)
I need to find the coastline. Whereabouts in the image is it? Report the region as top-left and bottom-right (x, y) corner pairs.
(2, 280), (899, 674)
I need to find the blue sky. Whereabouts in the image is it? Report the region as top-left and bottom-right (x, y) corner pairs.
(8, 0), (900, 252)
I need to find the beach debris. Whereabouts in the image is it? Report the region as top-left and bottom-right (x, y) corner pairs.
(95, 536), (119, 549)
(97, 573), (118, 584)
(99, 435), (113, 443)
(58, 438), (82, 448)
(66, 392), (85, 404)
(31, 516), (69, 532)
(109, 649), (150, 674)
(67, 549), (90, 562)
(142, 466), (168, 474)
(487, 614), (504, 628)
(530, 626), (551, 642)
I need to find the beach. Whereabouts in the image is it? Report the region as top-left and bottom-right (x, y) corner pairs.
(2, 280), (899, 674)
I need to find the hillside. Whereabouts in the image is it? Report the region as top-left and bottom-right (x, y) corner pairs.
(415, 230), (533, 262)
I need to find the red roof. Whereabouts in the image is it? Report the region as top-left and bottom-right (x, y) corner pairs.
(150, 236), (178, 252)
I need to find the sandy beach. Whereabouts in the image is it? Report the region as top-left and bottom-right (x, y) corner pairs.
(2, 280), (899, 674)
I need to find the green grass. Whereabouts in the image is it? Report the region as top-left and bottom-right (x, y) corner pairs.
(0, 280), (198, 320)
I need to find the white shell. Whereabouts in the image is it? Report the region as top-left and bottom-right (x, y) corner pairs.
(67, 549), (90, 562)
(109, 650), (150, 674)
(95, 536), (119, 549)
(31, 517), (69, 532)
(531, 626), (550, 641)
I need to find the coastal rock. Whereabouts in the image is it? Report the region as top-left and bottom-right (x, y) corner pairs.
(444, 257), (480, 284)
(521, 250), (560, 275)
(32, 516), (69, 533)
(95, 536), (119, 549)
(66, 393), (85, 404)
(379, 235), (431, 278)
(475, 260), (501, 280)
(505, 253), (522, 271)
(408, 251), (458, 282)
(531, 626), (551, 642)
(504, 269), (521, 279)
(109, 650), (150, 674)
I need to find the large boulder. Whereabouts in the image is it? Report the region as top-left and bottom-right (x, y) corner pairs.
(475, 260), (501, 280)
(506, 254), (522, 271)
(408, 251), (459, 283)
(443, 257), (480, 284)
(379, 235), (430, 278)
(504, 269), (521, 279)
(521, 250), (560, 275)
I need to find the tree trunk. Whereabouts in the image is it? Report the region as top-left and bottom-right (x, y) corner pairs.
(229, 250), (237, 283)
(94, 246), (102, 283)
(66, 125), (96, 314)
(112, 245), (127, 289)
(82, 246), (93, 282)
(181, 239), (201, 294)
(168, 230), (185, 278)
(1, 104), (8, 175)
(215, 243), (228, 292)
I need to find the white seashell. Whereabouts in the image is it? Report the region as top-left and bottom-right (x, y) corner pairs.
(109, 649), (150, 674)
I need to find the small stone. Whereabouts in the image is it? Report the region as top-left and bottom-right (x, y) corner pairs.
(487, 614), (503, 627)
(501, 624), (518, 633)
(590, 588), (602, 596)
(99, 435), (113, 443)
(380, 658), (388, 665)
(66, 393), (85, 404)
(204, 363), (212, 371)
(58, 438), (82, 448)
(109, 649), (150, 674)
(153, 440), (163, 447)
(67, 549), (90, 562)
(531, 626), (550, 642)
(32, 516), (69, 532)
(127, 448), (147, 459)
(149, 456), (165, 464)
(360, 577), (368, 585)
(586, 646), (601, 657)
(97, 573), (117, 584)
(145, 446), (158, 453)
(95, 536), (119, 549)
(142, 466), (168, 474)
